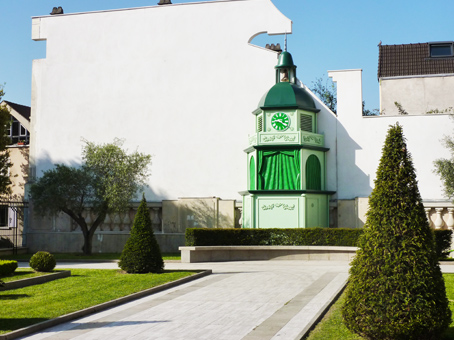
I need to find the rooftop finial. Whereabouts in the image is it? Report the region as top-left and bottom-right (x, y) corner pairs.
(284, 32), (287, 52)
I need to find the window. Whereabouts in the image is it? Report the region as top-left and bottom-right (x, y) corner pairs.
(430, 43), (454, 57)
(7, 117), (30, 144)
(0, 205), (13, 227)
(0, 206), (7, 227)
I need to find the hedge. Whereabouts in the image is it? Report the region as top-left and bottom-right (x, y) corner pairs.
(185, 228), (363, 247)
(186, 228), (452, 257)
(0, 260), (18, 276)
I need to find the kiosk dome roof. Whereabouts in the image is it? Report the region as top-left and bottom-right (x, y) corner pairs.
(257, 81), (318, 111)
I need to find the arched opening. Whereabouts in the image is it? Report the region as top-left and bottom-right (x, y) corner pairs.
(249, 156), (256, 190)
(258, 150), (300, 190)
(306, 155), (321, 190)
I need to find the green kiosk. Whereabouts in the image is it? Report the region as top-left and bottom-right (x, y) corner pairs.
(241, 51), (334, 229)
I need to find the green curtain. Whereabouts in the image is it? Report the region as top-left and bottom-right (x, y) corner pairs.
(258, 150), (300, 190)
(306, 154), (321, 190)
(249, 156), (256, 190)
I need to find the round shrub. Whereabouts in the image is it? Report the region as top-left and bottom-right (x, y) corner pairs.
(29, 251), (56, 272)
(0, 260), (18, 276)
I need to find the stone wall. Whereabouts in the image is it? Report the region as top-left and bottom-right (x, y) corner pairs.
(25, 197), (242, 253)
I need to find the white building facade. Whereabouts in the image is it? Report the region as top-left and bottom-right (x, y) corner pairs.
(25, 1), (454, 253)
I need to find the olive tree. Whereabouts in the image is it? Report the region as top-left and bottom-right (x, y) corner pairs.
(30, 139), (151, 254)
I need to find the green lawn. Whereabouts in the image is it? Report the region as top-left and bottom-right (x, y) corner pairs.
(0, 268), (194, 334)
(0, 252), (181, 261)
(305, 274), (454, 340)
(1, 268), (55, 282)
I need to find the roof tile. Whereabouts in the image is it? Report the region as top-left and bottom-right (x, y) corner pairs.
(378, 43), (454, 78)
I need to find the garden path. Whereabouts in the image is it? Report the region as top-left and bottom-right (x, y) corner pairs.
(17, 260), (350, 340)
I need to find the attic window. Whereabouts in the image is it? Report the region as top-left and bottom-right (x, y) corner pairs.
(430, 43), (454, 57)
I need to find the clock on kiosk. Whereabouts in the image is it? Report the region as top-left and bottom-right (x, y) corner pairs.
(271, 112), (290, 131)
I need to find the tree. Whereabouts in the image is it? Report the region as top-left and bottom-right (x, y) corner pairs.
(310, 76), (337, 113)
(30, 139), (151, 254)
(362, 100), (379, 116)
(310, 77), (379, 116)
(434, 132), (454, 199)
(0, 84), (13, 195)
(119, 195), (163, 273)
(342, 123), (451, 340)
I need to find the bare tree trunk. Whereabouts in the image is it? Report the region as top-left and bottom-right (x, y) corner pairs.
(62, 207), (107, 255)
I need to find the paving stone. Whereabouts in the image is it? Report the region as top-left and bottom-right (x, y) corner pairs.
(19, 260), (351, 340)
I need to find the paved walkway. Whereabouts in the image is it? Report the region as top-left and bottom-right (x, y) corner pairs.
(17, 260), (351, 340)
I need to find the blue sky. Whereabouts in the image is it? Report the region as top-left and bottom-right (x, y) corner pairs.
(1, 0), (453, 111)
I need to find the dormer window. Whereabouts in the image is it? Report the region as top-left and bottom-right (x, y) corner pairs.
(430, 42), (454, 58)
(7, 116), (29, 145)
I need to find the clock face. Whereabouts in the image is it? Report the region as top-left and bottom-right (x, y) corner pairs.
(271, 112), (290, 131)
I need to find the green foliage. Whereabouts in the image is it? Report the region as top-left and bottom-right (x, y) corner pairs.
(0, 260), (18, 276)
(435, 130), (454, 200)
(82, 138), (151, 213)
(342, 123), (451, 340)
(311, 76), (337, 113)
(394, 101), (409, 115)
(30, 139), (151, 255)
(29, 251), (56, 272)
(362, 101), (379, 116)
(434, 229), (453, 259)
(185, 228), (363, 246)
(0, 84), (13, 195)
(119, 195), (164, 273)
(30, 164), (97, 216)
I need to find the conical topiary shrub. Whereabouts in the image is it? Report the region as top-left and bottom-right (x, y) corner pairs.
(342, 123), (451, 340)
(119, 195), (164, 273)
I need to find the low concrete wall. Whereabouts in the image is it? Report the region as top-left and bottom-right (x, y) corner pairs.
(1, 270), (71, 291)
(179, 246), (358, 263)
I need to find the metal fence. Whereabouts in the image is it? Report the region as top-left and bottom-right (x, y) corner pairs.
(0, 200), (28, 254)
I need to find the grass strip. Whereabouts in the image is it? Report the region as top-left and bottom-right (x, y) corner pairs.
(305, 274), (454, 340)
(0, 268), (194, 334)
(1, 268), (53, 283)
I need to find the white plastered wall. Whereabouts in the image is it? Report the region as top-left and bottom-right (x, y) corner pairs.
(328, 69), (452, 202)
(380, 75), (454, 116)
(30, 0), (291, 202)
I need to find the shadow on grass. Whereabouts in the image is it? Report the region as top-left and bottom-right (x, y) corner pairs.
(442, 326), (454, 339)
(2, 270), (35, 278)
(0, 294), (29, 300)
(0, 318), (48, 332)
